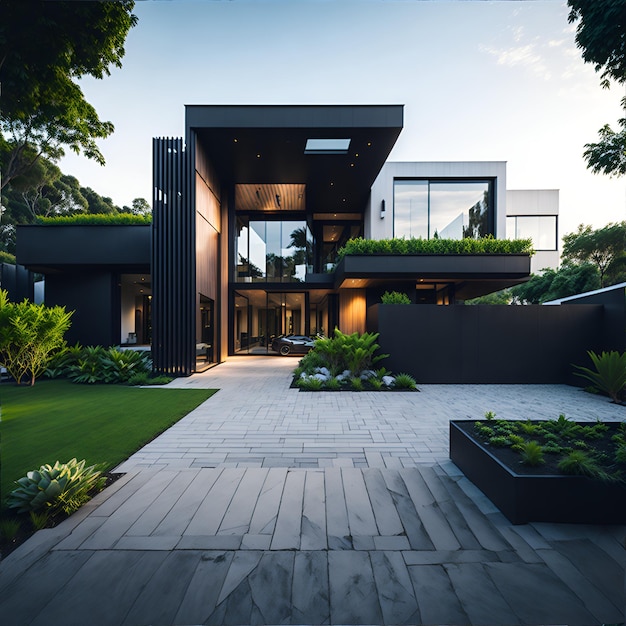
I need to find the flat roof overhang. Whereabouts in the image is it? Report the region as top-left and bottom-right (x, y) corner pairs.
(16, 225), (151, 273)
(334, 254), (532, 300)
(186, 105), (403, 215)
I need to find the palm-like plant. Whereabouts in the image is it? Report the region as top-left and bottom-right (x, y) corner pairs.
(573, 350), (626, 403)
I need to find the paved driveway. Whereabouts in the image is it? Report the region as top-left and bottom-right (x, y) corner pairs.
(1, 357), (624, 625)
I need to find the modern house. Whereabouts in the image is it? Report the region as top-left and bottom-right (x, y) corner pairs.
(16, 104), (563, 377)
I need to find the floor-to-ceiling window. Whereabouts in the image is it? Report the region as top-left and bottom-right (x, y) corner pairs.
(235, 218), (313, 283)
(394, 179), (493, 239)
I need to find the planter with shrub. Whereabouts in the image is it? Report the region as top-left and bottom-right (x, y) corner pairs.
(450, 412), (626, 524)
(293, 328), (417, 391)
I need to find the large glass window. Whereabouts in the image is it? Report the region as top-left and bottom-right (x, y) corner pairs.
(235, 218), (313, 283)
(393, 179), (493, 240)
(507, 215), (557, 251)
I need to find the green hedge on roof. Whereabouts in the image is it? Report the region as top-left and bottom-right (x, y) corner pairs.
(36, 213), (151, 226)
(337, 236), (534, 259)
(0, 251), (16, 265)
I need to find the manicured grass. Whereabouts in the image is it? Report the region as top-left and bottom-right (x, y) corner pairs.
(0, 379), (216, 506)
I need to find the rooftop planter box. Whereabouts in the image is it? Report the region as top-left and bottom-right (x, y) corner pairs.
(450, 420), (626, 525)
(16, 224), (151, 270)
(334, 253), (531, 289)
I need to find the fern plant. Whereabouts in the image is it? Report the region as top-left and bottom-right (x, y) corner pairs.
(381, 291), (411, 305)
(573, 350), (626, 403)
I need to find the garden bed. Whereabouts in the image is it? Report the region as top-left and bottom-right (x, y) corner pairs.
(450, 419), (626, 525)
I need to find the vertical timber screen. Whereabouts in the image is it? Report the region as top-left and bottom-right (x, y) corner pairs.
(152, 138), (195, 375)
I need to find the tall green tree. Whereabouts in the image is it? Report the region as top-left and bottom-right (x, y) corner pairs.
(0, 0), (138, 189)
(568, 0), (626, 176)
(561, 222), (626, 287)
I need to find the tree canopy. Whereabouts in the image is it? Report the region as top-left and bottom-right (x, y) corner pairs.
(567, 0), (626, 176)
(0, 0), (138, 188)
(561, 222), (626, 287)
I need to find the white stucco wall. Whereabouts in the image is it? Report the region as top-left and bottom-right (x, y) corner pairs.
(365, 161), (508, 241)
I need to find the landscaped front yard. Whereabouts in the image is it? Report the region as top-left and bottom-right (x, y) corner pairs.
(0, 379), (216, 505)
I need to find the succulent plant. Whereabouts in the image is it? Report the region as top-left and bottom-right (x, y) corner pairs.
(7, 458), (105, 515)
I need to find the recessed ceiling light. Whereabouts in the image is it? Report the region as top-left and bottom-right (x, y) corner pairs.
(256, 154), (261, 158)
(234, 138), (238, 143)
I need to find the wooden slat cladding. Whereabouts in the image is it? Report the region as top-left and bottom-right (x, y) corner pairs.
(235, 184), (305, 212)
(339, 289), (366, 335)
(152, 137), (195, 376)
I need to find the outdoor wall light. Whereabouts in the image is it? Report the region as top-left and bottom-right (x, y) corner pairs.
(380, 199), (386, 219)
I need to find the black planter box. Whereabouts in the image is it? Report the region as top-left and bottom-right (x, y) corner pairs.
(449, 420), (626, 525)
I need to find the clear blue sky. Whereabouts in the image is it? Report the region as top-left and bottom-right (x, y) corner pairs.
(59, 0), (625, 238)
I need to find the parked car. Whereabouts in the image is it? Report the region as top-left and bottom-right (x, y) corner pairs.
(271, 334), (317, 356)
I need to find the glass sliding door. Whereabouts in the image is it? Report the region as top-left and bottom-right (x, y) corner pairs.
(233, 290), (308, 354)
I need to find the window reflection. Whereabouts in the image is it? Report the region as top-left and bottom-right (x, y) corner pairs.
(393, 179), (493, 240)
(235, 218), (313, 283)
(507, 215), (557, 251)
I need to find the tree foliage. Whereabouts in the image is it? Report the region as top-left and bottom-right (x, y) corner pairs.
(0, 0), (138, 188)
(0, 290), (72, 386)
(511, 264), (600, 304)
(582, 101), (626, 177)
(561, 222), (626, 287)
(567, 0), (626, 175)
(568, 0), (626, 87)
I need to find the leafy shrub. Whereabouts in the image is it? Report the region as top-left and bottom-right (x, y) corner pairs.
(369, 378), (383, 391)
(573, 350), (626, 403)
(296, 376), (324, 391)
(127, 372), (172, 386)
(557, 450), (605, 479)
(50, 345), (152, 384)
(0, 251), (16, 265)
(303, 328), (388, 377)
(37, 213), (151, 225)
(0, 290), (72, 385)
(325, 377), (342, 391)
(7, 458), (106, 516)
(0, 518), (21, 542)
(393, 373), (417, 390)
(337, 236), (534, 260)
(350, 376), (364, 391)
(489, 435), (511, 447)
(518, 441), (545, 466)
(381, 291), (411, 305)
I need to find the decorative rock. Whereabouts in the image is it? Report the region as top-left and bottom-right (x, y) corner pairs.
(382, 375), (395, 387)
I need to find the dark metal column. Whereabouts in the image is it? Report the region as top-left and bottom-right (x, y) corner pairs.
(152, 137), (195, 375)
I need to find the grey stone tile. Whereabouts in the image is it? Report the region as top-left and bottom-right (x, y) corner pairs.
(381, 470), (434, 550)
(247, 552), (294, 623)
(184, 468), (246, 535)
(292, 551), (330, 624)
(152, 468), (223, 536)
(216, 550), (264, 606)
(325, 467), (351, 542)
(485, 562), (598, 625)
(270, 469), (305, 550)
(363, 468), (405, 536)
(342, 467), (379, 537)
(373, 535), (411, 550)
(301, 470), (327, 550)
(328, 551), (383, 625)
(174, 551), (234, 625)
(121, 550), (202, 626)
(371, 550), (421, 624)
(0, 550), (94, 626)
(408, 563), (469, 625)
(446, 561), (517, 624)
(248, 467), (287, 535)
(217, 468), (269, 535)
(176, 535), (242, 550)
(538, 547), (624, 621)
(241, 534), (272, 550)
(403, 549), (502, 565)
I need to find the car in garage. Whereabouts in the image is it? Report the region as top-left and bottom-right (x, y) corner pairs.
(271, 334), (317, 356)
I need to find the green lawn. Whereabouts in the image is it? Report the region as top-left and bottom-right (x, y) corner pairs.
(0, 379), (217, 506)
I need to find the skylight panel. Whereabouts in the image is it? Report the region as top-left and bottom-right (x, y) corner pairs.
(304, 138), (351, 154)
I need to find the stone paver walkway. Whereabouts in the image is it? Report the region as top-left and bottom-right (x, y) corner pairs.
(1, 356), (625, 625)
